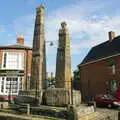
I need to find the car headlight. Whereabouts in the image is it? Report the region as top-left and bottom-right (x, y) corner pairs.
(113, 102), (120, 106)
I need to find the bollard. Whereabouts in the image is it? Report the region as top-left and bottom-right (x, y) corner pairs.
(27, 104), (30, 115)
(93, 101), (96, 111)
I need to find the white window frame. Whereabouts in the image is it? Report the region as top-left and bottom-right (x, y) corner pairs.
(2, 52), (24, 70)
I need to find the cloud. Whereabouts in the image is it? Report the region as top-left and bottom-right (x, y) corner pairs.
(12, 0), (120, 55)
(10, 0), (120, 72)
(45, 0), (120, 55)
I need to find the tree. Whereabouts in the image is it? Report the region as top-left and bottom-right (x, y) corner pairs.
(73, 69), (80, 90)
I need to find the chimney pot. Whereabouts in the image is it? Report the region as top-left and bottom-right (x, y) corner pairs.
(17, 34), (24, 45)
(108, 31), (115, 41)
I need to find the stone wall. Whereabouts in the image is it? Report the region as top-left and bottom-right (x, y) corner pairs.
(45, 88), (81, 106)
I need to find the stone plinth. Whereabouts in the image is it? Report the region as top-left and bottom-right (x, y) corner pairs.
(73, 90), (81, 106)
(45, 88), (81, 106)
(14, 90), (44, 106)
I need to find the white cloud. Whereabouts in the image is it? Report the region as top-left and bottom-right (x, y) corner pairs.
(12, 0), (120, 55)
(44, 0), (120, 55)
(10, 0), (120, 72)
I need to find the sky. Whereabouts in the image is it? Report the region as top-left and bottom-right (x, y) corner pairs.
(0, 0), (120, 76)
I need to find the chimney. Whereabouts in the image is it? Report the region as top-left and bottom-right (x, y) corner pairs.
(108, 31), (115, 41)
(17, 34), (24, 45)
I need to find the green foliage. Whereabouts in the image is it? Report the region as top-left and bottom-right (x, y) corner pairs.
(107, 60), (115, 66)
(47, 77), (55, 81)
(73, 68), (80, 90)
(73, 68), (80, 82)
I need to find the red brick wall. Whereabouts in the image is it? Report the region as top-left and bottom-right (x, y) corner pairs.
(79, 56), (120, 101)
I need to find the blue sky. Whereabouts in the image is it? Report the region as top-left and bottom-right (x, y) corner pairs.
(0, 0), (120, 76)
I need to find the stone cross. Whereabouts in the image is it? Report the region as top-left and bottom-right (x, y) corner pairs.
(30, 5), (46, 98)
(55, 22), (71, 89)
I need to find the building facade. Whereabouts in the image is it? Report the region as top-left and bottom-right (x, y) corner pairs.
(79, 31), (120, 102)
(0, 35), (32, 99)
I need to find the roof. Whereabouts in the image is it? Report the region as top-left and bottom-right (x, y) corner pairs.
(0, 44), (32, 50)
(80, 36), (120, 65)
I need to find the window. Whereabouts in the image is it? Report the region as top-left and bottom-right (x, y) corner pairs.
(3, 53), (7, 68)
(108, 65), (116, 75)
(107, 60), (116, 75)
(1, 77), (4, 93)
(2, 52), (24, 70)
(19, 77), (23, 90)
(6, 77), (18, 94)
(108, 80), (117, 94)
(112, 65), (115, 75)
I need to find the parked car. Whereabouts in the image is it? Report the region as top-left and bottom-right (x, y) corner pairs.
(95, 94), (120, 108)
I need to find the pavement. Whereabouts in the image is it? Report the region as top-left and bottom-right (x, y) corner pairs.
(0, 111), (65, 120)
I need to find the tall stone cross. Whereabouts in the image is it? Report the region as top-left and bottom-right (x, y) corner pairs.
(55, 22), (71, 89)
(30, 5), (46, 98)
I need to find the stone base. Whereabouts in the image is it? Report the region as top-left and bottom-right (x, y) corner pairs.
(73, 90), (81, 106)
(14, 90), (44, 106)
(45, 88), (81, 106)
(16, 89), (81, 107)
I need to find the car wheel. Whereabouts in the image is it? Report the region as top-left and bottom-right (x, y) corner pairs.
(108, 104), (112, 108)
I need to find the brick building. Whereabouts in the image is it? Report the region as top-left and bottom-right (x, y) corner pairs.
(0, 35), (32, 99)
(79, 31), (120, 102)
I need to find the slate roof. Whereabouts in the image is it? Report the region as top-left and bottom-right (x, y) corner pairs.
(81, 36), (120, 65)
(0, 44), (32, 50)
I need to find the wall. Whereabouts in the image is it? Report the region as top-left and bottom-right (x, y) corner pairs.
(79, 55), (120, 101)
(0, 48), (32, 91)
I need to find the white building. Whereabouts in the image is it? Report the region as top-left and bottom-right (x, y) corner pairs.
(0, 36), (32, 99)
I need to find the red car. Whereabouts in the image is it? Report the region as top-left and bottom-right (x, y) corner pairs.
(95, 94), (120, 108)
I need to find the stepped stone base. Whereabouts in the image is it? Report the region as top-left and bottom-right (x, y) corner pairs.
(16, 89), (81, 107)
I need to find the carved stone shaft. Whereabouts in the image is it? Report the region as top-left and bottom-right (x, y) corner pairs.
(55, 22), (71, 89)
(30, 5), (46, 97)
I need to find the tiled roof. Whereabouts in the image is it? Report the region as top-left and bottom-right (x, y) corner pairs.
(81, 36), (120, 65)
